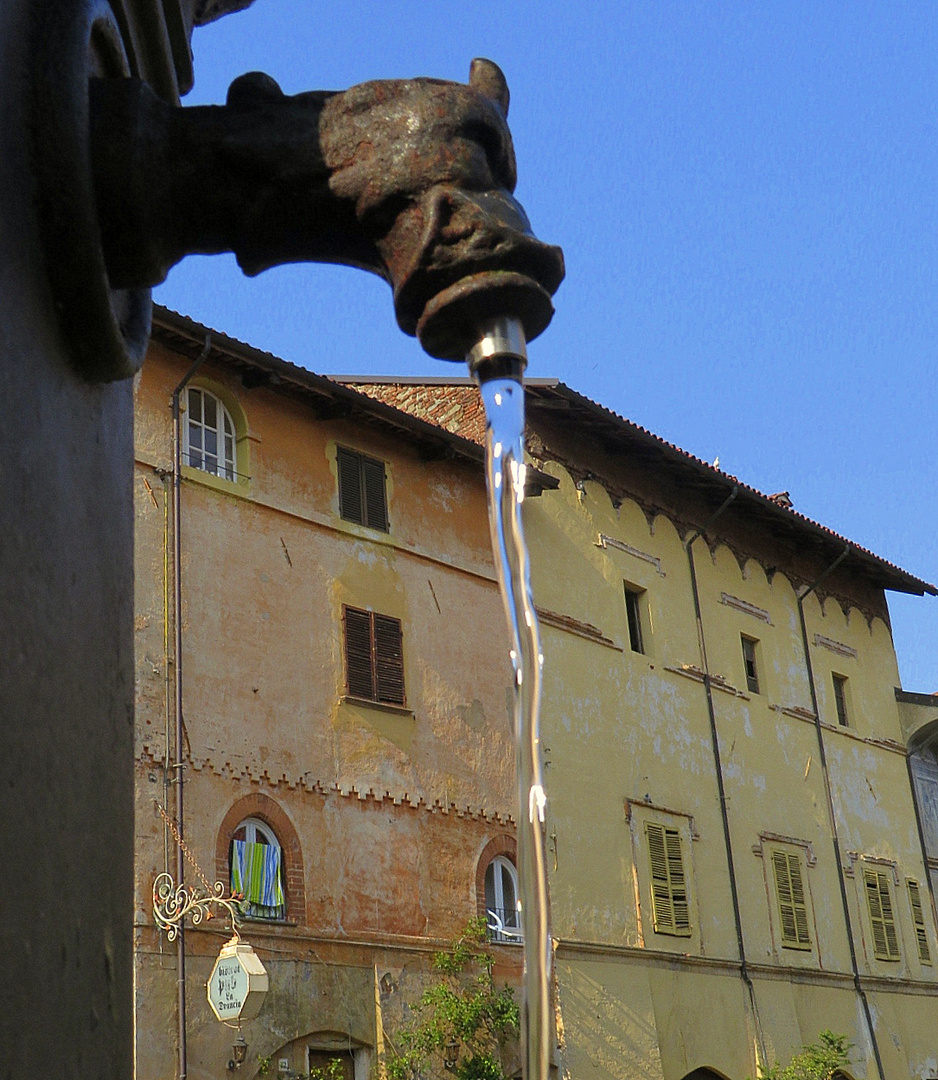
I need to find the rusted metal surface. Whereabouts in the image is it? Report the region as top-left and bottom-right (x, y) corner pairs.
(90, 59), (564, 363)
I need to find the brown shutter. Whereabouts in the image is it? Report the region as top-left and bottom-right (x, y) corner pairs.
(373, 614), (405, 705)
(344, 606), (374, 699)
(337, 447), (364, 525)
(362, 456), (389, 531)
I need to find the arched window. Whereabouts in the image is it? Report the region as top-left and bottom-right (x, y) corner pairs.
(485, 855), (522, 943)
(184, 386), (236, 481)
(229, 817), (286, 920)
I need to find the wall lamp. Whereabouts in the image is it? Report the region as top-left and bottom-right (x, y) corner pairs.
(443, 1038), (459, 1071)
(228, 1033), (249, 1071)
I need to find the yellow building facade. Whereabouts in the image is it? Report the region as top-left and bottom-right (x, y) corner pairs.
(134, 309), (938, 1080)
(348, 379), (938, 1080)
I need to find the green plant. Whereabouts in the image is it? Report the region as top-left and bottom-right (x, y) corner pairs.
(257, 1055), (345, 1080)
(754, 1031), (851, 1080)
(308, 1061), (345, 1080)
(386, 918), (520, 1080)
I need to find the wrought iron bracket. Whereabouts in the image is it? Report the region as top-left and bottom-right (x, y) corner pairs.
(152, 872), (243, 942)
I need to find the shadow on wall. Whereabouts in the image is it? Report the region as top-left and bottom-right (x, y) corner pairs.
(557, 964), (661, 1080)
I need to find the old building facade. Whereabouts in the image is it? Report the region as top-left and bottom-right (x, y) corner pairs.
(133, 310), (524, 1080)
(135, 309), (938, 1080)
(347, 378), (938, 1080)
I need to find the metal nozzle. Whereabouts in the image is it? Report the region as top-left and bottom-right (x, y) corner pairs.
(467, 316), (527, 384)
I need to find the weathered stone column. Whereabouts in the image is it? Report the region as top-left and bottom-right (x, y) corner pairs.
(0, 3), (135, 1074)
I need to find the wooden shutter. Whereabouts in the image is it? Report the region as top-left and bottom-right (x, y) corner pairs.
(362, 456), (389, 531)
(373, 614), (405, 705)
(337, 447), (388, 531)
(344, 606), (375, 699)
(665, 827), (690, 934)
(343, 607), (405, 705)
(647, 822), (691, 937)
(772, 850), (812, 949)
(864, 868), (900, 961)
(337, 447), (364, 525)
(907, 879), (931, 964)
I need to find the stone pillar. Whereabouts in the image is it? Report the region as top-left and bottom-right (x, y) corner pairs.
(0, 2), (135, 1074)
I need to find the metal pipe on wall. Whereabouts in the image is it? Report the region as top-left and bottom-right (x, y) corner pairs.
(795, 548), (886, 1080)
(682, 487), (769, 1071)
(170, 334), (211, 1080)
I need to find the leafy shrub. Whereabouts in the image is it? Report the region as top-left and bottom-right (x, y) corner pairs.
(755, 1031), (851, 1080)
(386, 919), (520, 1080)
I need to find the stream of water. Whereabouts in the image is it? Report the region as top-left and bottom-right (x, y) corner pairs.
(476, 374), (551, 1080)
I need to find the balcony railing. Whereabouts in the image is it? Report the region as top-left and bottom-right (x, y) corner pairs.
(487, 906), (523, 944)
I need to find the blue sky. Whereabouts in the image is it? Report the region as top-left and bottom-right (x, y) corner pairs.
(156, 1), (938, 691)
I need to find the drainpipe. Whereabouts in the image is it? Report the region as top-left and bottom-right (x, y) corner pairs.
(796, 548), (886, 1080)
(170, 334), (211, 1080)
(683, 487), (767, 1067)
(160, 467), (172, 889)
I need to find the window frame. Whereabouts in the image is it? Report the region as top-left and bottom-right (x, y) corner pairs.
(183, 386), (238, 482)
(229, 816), (286, 921)
(484, 855), (523, 944)
(832, 673), (849, 726)
(624, 585), (645, 655)
(741, 635), (760, 695)
(336, 446), (389, 532)
(342, 605), (406, 707)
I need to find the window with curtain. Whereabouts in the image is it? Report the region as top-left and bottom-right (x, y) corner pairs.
(229, 818), (286, 920)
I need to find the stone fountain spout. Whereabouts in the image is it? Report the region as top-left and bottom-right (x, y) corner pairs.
(88, 58), (564, 371)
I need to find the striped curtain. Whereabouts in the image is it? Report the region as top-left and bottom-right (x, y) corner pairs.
(231, 839), (285, 919)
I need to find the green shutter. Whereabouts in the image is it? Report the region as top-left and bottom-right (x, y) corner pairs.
(864, 868), (901, 961)
(772, 849), (812, 950)
(646, 822), (691, 937)
(907, 879), (931, 965)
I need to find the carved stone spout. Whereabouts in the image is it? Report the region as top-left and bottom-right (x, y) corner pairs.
(90, 59), (564, 363)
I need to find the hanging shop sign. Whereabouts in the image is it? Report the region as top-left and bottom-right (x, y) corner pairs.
(207, 938), (269, 1023)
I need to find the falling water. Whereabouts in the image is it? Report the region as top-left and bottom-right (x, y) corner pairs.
(475, 373), (550, 1080)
